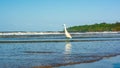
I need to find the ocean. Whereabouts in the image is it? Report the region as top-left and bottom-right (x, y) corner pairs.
(0, 32), (120, 68)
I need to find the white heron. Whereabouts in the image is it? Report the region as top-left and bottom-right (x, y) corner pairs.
(63, 24), (72, 39)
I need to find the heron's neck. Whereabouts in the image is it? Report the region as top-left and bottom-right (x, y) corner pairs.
(64, 25), (67, 31)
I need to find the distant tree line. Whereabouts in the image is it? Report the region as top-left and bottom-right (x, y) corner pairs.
(67, 22), (120, 32)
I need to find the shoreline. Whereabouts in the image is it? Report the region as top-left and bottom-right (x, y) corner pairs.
(32, 54), (120, 68)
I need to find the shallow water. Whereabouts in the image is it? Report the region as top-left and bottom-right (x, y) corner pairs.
(0, 33), (120, 68)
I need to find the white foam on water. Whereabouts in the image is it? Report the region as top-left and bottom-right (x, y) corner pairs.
(0, 31), (119, 35)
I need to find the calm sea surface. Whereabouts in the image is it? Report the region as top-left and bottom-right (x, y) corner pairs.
(0, 33), (120, 68)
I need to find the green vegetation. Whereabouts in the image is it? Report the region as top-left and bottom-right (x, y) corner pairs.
(67, 22), (120, 32)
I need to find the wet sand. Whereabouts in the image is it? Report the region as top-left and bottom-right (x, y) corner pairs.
(32, 53), (120, 68)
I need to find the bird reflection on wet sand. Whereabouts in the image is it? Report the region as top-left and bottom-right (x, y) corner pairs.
(64, 41), (72, 55)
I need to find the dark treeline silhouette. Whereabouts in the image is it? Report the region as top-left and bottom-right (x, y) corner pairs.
(67, 22), (120, 32)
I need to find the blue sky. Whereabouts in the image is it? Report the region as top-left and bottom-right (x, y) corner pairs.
(0, 0), (120, 31)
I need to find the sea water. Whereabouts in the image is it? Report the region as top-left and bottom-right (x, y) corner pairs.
(0, 32), (120, 68)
